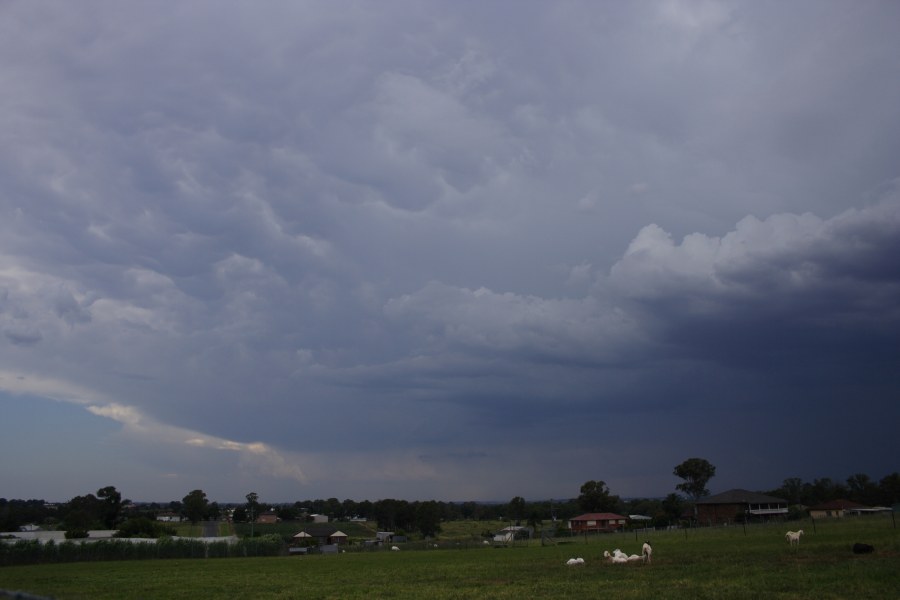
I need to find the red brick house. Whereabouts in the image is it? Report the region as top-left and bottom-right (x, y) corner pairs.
(695, 489), (787, 524)
(568, 512), (628, 533)
(807, 499), (866, 519)
(255, 511), (279, 524)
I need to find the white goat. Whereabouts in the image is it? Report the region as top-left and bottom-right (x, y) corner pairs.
(566, 557), (585, 566)
(642, 541), (652, 564)
(785, 530), (803, 546)
(391, 545), (400, 551)
(603, 550), (628, 564)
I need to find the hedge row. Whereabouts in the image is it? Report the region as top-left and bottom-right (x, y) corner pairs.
(0, 535), (284, 566)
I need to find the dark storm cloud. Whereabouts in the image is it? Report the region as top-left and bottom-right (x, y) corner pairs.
(0, 0), (898, 500)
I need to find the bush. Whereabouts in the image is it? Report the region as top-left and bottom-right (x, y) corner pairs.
(65, 529), (89, 539)
(115, 517), (176, 538)
(0, 532), (282, 565)
(235, 534), (284, 557)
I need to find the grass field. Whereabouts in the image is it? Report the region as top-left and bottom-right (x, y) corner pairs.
(1, 516), (897, 599)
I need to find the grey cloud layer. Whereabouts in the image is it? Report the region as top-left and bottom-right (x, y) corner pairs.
(1, 0), (898, 499)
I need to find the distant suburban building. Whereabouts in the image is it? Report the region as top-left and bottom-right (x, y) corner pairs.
(375, 531), (394, 544)
(156, 512), (183, 522)
(568, 513), (628, 534)
(629, 515), (652, 523)
(310, 514), (329, 523)
(695, 489), (788, 524)
(256, 511), (279, 524)
(807, 499), (867, 519)
(294, 525), (348, 545)
(492, 526), (532, 543)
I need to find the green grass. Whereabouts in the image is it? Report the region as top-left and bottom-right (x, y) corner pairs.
(1, 516), (897, 599)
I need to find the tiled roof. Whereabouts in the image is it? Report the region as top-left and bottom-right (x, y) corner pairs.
(569, 512), (628, 521)
(808, 499), (867, 511)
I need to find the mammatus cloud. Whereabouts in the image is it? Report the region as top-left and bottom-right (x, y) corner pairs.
(1, 1), (899, 501)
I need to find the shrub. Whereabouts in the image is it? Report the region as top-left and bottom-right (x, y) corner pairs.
(65, 529), (89, 539)
(115, 517), (176, 538)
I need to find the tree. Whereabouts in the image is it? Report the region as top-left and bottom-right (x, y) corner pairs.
(62, 494), (102, 533)
(661, 493), (684, 523)
(232, 506), (248, 523)
(246, 492), (260, 537)
(846, 473), (878, 506)
(97, 486), (122, 529)
(507, 496), (526, 523)
(878, 472), (900, 505)
(416, 500), (442, 538)
(778, 477), (804, 505)
(577, 480), (618, 513)
(804, 477), (847, 505)
(182, 489), (209, 526)
(673, 458), (716, 501)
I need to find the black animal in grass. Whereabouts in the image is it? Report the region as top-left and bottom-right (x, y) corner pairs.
(852, 543), (874, 554)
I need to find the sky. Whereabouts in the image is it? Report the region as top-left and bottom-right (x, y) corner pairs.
(1, 0), (899, 504)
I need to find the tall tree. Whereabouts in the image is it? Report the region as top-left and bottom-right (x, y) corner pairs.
(246, 492), (260, 537)
(507, 496), (526, 523)
(846, 473), (878, 505)
(182, 489), (209, 525)
(878, 472), (900, 505)
(97, 486), (122, 529)
(673, 458), (716, 501)
(62, 494), (101, 534)
(778, 477), (804, 505)
(804, 477), (847, 505)
(661, 493), (684, 523)
(577, 480), (618, 513)
(416, 500), (442, 537)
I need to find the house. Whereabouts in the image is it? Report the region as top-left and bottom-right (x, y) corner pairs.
(156, 511), (183, 522)
(375, 531), (394, 544)
(295, 524), (349, 546)
(629, 514), (652, 523)
(695, 489), (788, 524)
(329, 530), (349, 545)
(808, 499), (866, 519)
(492, 526), (532, 543)
(310, 513), (329, 523)
(256, 511), (279, 524)
(567, 512), (628, 534)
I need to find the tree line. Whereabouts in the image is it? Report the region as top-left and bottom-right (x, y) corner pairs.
(3, 465), (898, 536)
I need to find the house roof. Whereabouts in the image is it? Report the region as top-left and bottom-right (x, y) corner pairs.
(808, 499), (867, 511)
(569, 512), (628, 521)
(299, 524), (341, 537)
(697, 489), (787, 505)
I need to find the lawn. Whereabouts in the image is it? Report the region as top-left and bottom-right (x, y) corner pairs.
(1, 516), (896, 599)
